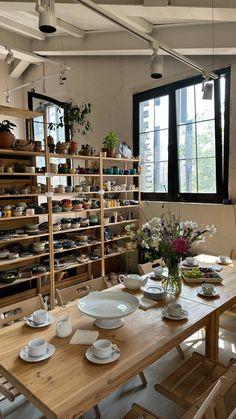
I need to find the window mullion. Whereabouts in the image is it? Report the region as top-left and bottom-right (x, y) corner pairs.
(168, 89), (178, 200)
(214, 77), (223, 199)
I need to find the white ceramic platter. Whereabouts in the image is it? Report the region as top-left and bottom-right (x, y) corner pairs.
(20, 343), (55, 362)
(85, 346), (120, 364)
(77, 291), (139, 329)
(162, 308), (188, 321)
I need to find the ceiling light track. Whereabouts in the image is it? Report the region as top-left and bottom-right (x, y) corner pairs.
(74, 0), (218, 80)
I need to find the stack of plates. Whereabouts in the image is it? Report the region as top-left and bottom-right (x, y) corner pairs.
(141, 285), (166, 301)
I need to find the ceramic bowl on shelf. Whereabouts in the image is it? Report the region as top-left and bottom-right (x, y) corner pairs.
(0, 250), (10, 259)
(77, 291), (139, 329)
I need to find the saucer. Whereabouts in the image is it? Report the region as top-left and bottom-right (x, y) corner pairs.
(216, 258), (232, 265)
(26, 313), (55, 328)
(162, 308), (188, 320)
(197, 288), (220, 297)
(182, 261), (199, 268)
(20, 343), (55, 362)
(85, 346), (120, 364)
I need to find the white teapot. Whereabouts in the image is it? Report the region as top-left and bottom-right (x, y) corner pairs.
(119, 274), (148, 290)
(56, 314), (72, 338)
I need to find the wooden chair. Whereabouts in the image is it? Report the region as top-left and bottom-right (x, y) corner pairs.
(138, 262), (184, 360)
(155, 352), (236, 411)
(56, 279), (148, 417)
(55, 277), (106, 306)
(0, 295), (46, 419)
(123, 363), (236, 419)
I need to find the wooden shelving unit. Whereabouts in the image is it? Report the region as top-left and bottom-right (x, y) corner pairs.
(0, 106), (141, 308)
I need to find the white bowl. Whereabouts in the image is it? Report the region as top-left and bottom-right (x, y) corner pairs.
(77, 291), (139, 329)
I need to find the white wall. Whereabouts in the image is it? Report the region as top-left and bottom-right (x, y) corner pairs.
(0, 58), (24, 136)
(21, 54), (236, 255)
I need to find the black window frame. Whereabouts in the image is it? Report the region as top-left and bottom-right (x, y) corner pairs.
(133, 67), (230, 203)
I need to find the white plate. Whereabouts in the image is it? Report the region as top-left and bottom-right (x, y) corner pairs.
(85, 346), (120, 364)
(197, 288), (220, 297)
(141, 285), (166, 301)
(77, 291), (139, 329)
(119, 142), (132, 159)
(182, 261), (199, 268)
(216, 259), (232, 265)
(25, 313), (55, 328)
(162, 308), (188, 320)
(20, 343), (55, 362)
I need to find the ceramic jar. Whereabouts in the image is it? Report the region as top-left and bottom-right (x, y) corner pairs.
(56, 314), (72, 338)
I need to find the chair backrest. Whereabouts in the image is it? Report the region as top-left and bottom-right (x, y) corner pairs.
(0, 294), (46, 326)
(181, 364), (236, 419)
(56, 277), (106, 306)
(138, 259), (163, 275)
(230, 249), (236, 260)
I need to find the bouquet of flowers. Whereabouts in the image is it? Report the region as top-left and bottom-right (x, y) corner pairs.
(138, 213), (216, 294)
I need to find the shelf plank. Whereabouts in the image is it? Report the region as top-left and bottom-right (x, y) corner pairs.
(106, 219), (138, 226)
(53, 191), (99, 196)
(54, 258), (102, 272)
(0, 106), (43, 118)
(52, 208), (100, 215)
(0, 214), (48, 221)
(0, 194), (47, 198)
(49, 153), (100, 160)
(54, 241), (101, 255)
(104, 234), (131, 243)
(103, 174), (139, 177)
(0, 232), (49, 245)
(104, 190), (139, 193)
(53, 225), (101, 235)
(51, 173), (99, 177)
(104, 205), (138, 210)
(0, 149), (46, 157)
(103, 157), (139, 162)
(0, 173), (46, 177)
(0, 272), (50, 289)
(0, 252), (49, 267)
(104, 249), (136, 259)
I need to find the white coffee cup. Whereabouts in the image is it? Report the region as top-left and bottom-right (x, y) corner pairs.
(186, 257), (195, 266)
(167, 303), (182, 317)
(33, 309), (48, 325)
(202, 283), (215, 295)
(93, 339), (117, 359)
(218, 255), (230, 264)
(26, 338), (47, 357)
(153, 266), (164, 277)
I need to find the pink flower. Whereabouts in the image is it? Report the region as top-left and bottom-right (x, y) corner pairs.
(171, 237), (188, 254)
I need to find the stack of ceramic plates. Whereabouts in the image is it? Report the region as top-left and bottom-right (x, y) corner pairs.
(141, 285), (166, 301)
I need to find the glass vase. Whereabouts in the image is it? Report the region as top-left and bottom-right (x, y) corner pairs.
(162, 261), (182, 296)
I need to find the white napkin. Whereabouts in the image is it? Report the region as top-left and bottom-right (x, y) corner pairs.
(138, 295), (158, 310)
(69, 329), (99, 345)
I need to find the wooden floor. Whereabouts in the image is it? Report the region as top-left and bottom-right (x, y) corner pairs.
(1, 314), (236, 419)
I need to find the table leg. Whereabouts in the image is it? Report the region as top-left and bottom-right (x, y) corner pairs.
(205, 313), (219, 360)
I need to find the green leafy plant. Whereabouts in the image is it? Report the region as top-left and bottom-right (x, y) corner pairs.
(48, 102), (92, 140)
(103, 131), (119, 150)
(0, 120), (16, 134)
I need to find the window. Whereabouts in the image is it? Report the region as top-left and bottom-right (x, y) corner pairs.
(133, 67), (230, 203)
(28, 92), (68, 188)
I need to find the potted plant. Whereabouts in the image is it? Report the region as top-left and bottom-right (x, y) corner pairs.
(48, 102), (92, 154)
(0, 120), (16, 149)
(103, 131), (119, 157)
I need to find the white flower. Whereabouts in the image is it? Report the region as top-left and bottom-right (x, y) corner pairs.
(206, 224), (217, 237)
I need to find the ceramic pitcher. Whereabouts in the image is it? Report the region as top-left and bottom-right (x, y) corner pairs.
(56, 314), (72, 338)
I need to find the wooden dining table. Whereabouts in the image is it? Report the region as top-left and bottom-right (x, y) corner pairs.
(0, 254), (235, 419)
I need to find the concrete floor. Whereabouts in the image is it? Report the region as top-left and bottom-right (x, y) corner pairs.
(1, 314), (236, 419)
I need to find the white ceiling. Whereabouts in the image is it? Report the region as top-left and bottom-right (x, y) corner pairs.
(0, 0), (235, 77)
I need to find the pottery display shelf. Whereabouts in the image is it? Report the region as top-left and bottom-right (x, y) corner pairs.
(0, 105), (55, 309)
